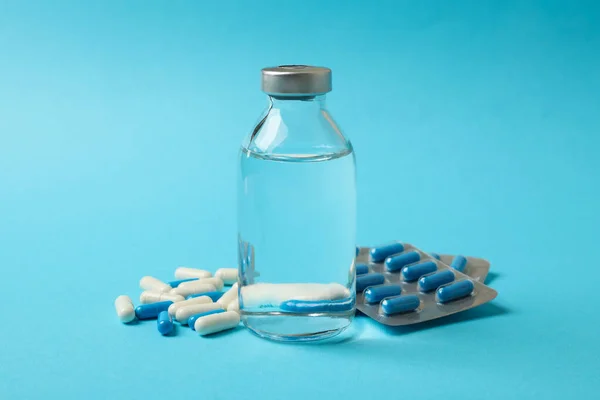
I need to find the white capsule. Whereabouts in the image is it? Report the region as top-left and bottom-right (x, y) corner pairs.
(227, 298), (239, 313)
(114, 295), (135, 323)
(215, 268), (238, 285)
(139, 276), (172, 293)
(174, 267), (212, 279)
(169, 282), (217, 298)
(180, 276), (224, 291)
(240, 283), (350, 308)
(217, 283), (238, 309)
(194, 310), (240, 335)
(167, 295), (212, 317)
(175, 302), (224, 324)
(140, 291), (185, 304)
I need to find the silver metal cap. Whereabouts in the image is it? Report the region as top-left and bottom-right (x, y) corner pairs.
(261, 65), (332, 96)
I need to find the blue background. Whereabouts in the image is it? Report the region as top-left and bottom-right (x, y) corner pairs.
(1, 1), (599, 399)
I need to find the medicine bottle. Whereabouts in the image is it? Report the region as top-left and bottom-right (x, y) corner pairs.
(237, 65), (356, 341)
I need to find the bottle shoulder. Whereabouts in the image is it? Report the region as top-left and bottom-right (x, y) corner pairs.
(241, 106), (352, 159)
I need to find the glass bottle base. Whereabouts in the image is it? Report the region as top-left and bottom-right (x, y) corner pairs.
(241, 311), (354, 342)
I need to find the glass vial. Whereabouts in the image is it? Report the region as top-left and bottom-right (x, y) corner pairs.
(237, 65), (357, 342)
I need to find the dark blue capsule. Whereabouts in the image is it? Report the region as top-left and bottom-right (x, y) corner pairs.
(168, 278), (198, 288)
(356, 264), (369, 275)
(385, 251), (420, 272)
(356, 247), (360, 256)
(280, 298), (355, 313)
(157, 311), (174, 335)
(188, 309), (225, 330)
(364, 284), (402, 304)
(356, 273), (385, 292)
(418, 270), (455, 292)
(437, 280), (474, 303)
(381, 295), (420, 315)
(370, 242), (405, 263)
(430, 252), (441, 260)
(134, 301), (173, 320)
(450, 255), (468, 272)
(188, 291), (224, 302)
(402, 260), (437, 282)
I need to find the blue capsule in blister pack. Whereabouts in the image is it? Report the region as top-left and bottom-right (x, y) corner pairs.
(381, 295), (420, 315)
(450, 255), (468, 273)
(356, 273), (385, 292)
(355, 263), (369, 275)
(370, 242), (405, 263)
(437, 280), (474, 303)
(418, 270), (455, 292)
(431, 253), (490, 283)
(401, 261), (437, 282)
(364, 284), (402, 304)
(385, 251), (420, 272)
(354, 243), (497, 326)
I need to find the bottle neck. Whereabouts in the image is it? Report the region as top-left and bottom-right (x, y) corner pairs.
(268, 95), (326, 115)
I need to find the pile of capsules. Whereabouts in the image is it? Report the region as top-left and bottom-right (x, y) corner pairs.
(114, 267), (241, 336)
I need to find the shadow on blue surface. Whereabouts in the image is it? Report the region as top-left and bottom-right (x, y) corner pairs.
(377, 302), (511, 336)
(484, 271), (501, 285)
(201, 325), (245, 339)
(162, 325), (178, 337)
(257, 302), (511, 348)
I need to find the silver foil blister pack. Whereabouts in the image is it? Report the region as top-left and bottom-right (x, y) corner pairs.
(354, 243), (497, 326)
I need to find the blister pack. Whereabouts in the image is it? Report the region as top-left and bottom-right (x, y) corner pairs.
(354, 243), (497, 326)
(425, 252), (490, 283)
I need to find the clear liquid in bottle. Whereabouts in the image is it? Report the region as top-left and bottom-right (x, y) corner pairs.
(237, 65), (356, 342)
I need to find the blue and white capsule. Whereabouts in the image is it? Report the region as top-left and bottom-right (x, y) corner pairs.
(280, 298), (355, 313)
(189, 291), (223, 302)
(381, 295), (420, 315)
(437, 280), (474, 303)
(114, 295), (135, 323)
(175, 302), (223, 324)
(135, 301), (173, 320)
(385, 251), (420, 272)
(140, 291), (184, 304)
(168, 278), (198, 288)
(401, 260), (437, 282)
(370, 242), (405, 263)
(188, 309), (225, 330)
(139, 276), (172, 293)
(364, 284), (402, 304)
(356, 273), (385, 292)
(157, 311), (174, 335)
(450, 255), (468, 273)
(418, 270), (455, 292)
